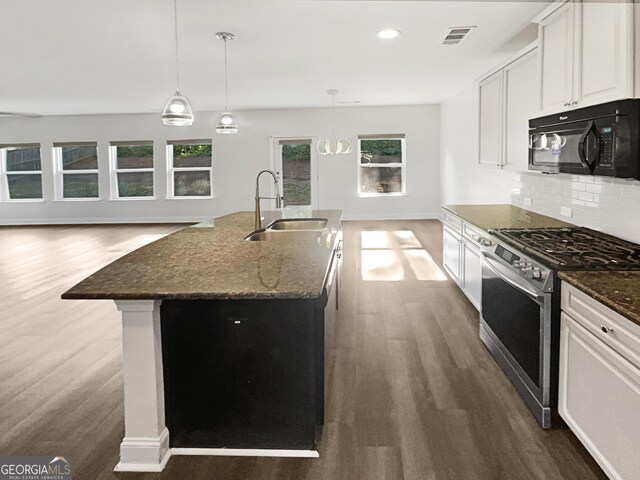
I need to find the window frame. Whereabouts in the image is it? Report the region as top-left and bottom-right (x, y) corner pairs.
(166, 139), (214, 199)
(0, 143), (44, 202)
(109, 141), (155, 200)
(357, 134), (407, 197)
(53, 142), (100, 201)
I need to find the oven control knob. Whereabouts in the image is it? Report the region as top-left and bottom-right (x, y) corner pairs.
(532, 268), (542, 279)
(513, 261), (522, 268)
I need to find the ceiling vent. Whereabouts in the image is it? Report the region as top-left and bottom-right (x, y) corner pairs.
(443, 26), (476, 45)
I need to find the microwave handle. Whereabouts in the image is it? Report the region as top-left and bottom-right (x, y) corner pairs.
(577, 120), (600, 172)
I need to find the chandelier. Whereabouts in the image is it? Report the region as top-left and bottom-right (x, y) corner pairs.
(316, 89), (352, 155)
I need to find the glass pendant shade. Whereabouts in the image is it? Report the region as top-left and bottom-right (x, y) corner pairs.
(162, 89), (194, 126)
(216, 111), (238, 134)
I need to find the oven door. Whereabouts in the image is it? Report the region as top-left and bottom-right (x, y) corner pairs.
(528, 121), (598, 175)
(480, 251), (552, 425)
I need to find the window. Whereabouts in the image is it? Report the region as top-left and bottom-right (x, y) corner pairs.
(277, 139), (312, 207)
(167, 140), (212, 198)
(0, 144), (43, 200)
(54, 142), (99, 199)
(110, 141), (154, 198)
(357, 134), (406, 196)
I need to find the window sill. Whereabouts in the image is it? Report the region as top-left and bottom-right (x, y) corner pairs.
(54, 197), (102, 202)
(2, 198), (45, 203)
(110, 196), (157, 201)
(358, 192), (407, 198)
(166, 195), (216, 200)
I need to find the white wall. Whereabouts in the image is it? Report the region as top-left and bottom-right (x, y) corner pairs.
(0, 104), (440, 224)
(512, 172), (640, 244)
(439, 83), (515, 205)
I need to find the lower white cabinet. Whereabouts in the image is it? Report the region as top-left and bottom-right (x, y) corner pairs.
(462, 241), (482, 310)
(442, 210), (484, 311)
(443, 226), (462, 284)
(560, 284), (640, 480)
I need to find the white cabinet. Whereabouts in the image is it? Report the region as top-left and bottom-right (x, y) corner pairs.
(537, 0), (635, 114)
(443, 226), (462, 284)
(462, 241), (482, 310)
(441, 209), (485, 311)
(560, 283), (640, 480)
(503, 49), (539, 171)
(478, 45), (539, 170)
(479, 70), (504, 166)
(538, 1), (575, 113)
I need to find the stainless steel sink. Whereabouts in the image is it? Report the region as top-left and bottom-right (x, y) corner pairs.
(244, 229), (326, 241)
(267, 218), (328, 230)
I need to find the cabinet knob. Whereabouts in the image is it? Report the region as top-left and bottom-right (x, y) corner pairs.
(601, 325), (613, 334)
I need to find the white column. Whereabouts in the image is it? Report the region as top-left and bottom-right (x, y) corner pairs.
(113, 300), (171, 472)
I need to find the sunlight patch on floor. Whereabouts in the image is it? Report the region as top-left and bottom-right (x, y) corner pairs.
(361, 249), (405, 281)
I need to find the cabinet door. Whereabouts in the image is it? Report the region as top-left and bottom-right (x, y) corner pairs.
(443, 227), (461, 285)
(478, 70), (503, 166)
(539, 2), (574, 113)
(559, 313), (640, 480)
(462, 241), (482, 310)
(575, 0), (634, 107)
(504, 49), (539, 171)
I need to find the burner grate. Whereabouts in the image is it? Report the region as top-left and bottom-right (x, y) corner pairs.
(490, 227), (640, 270)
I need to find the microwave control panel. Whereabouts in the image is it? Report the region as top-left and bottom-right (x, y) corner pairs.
(599, 127), (614, 166)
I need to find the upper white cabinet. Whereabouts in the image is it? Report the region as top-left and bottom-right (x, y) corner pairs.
(538, 2), (575, 113)
(537, 0), (635, 114)
(504, 49), (539, 171)
(479, 70), (504, 166)
(478, 45), (539, 169)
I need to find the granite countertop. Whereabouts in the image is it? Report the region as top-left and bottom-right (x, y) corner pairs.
(558, 271), (640, 327)
(62, 210), (342, 301)
(443, 204), (572, 231)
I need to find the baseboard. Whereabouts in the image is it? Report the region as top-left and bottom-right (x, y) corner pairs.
(341, 212), (440, 221)
(0, 216), (206, 226)
(171, 448), (320, 458)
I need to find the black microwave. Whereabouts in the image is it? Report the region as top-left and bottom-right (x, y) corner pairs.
(528, 99), (640, 179)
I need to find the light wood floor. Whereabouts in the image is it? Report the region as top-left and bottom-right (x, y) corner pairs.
(0, 221), (606, 480)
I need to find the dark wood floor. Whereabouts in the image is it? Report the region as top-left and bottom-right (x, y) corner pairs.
(0, 221), (606, 480)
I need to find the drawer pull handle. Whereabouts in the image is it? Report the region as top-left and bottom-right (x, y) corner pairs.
(601, 325), (613, 334)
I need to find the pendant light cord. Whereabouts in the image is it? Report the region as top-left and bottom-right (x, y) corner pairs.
(223, 38), (229, 110)
(173, 0), (180, 91)
(331, 92), (336, 138)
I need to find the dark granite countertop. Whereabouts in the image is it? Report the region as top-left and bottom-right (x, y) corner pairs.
(558, 271), (640, 327)
(62, 210), (342, 301)
(443, 204), (572, 231)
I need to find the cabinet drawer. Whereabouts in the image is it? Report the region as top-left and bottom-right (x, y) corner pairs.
(442, 209), (462, 233)
(462, 222), (487, 246)
(562, 282), (640, 369)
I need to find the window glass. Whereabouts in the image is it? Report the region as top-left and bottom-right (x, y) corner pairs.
(63, 173), (99, 198)
(116, 146), (154, 169)
(61, 146), (98, 170)
(358, 137), (405, 195)
(2, 145), (43, 200)
(117, 172), (154, 197)
(168, 141), (212, 198)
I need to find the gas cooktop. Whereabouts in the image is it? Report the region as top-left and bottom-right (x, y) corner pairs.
(489, 227), (640, 270)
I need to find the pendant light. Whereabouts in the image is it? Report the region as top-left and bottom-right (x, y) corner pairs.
(316, 89), (352, 155)
(215, 32), (238, 134)
(162, 0), (194, 126)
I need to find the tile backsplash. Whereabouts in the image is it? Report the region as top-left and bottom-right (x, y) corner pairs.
(511, 171), (640, 244)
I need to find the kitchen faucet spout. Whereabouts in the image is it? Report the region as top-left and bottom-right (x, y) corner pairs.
(255, 169), (283, 229)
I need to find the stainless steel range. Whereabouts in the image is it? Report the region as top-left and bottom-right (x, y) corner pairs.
(480, 227), (640, 428)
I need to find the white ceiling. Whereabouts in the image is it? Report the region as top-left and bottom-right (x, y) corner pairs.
(0, 0), (550, 116)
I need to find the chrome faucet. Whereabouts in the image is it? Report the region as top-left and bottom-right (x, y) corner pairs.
(255, 169), (283, 229)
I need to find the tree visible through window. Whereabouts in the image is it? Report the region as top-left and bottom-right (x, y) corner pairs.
(168, 141), (212, 197)
(281, 143), (311, 206)
(111, 143), (154, 198)
(358, 136), (405, 195)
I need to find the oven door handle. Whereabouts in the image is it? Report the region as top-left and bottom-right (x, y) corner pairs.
(481, 251), (546, 304)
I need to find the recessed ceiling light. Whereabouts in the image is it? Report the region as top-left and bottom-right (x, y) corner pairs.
(376, 29), (401, 40)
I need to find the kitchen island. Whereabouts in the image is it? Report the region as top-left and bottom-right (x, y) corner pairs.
(62, 210), (343, 472)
